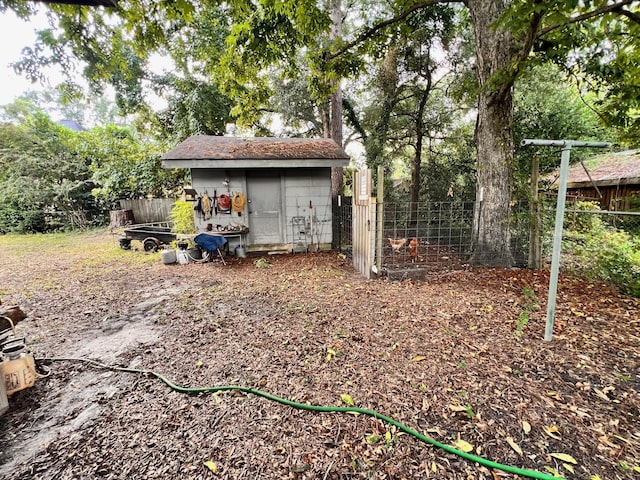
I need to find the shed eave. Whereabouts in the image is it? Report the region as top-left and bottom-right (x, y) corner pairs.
(565, 177), (640, 189)
(161, 158), (350, 169)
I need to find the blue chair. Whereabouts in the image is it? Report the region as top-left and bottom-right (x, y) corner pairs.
(194, 233), (228, 265)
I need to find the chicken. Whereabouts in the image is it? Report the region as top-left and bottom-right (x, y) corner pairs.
(388, 237), (407, 253)
(409, 237), (419, 262)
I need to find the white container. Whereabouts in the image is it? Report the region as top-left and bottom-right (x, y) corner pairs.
(161, 249), (177, 265)
(176, 249), (189, 265)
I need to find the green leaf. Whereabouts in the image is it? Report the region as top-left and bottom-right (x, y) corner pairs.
(340, 393), (355, 406)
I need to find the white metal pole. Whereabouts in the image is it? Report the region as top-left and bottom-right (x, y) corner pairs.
(521, 139), (610, 341)
(545, 146), (571, 341)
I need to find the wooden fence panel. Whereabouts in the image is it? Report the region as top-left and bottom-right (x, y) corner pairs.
(118, 198), (175, 224)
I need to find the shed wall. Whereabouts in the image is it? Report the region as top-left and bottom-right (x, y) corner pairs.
(191, 168), (333, 251)
(566, 184), (640, 211)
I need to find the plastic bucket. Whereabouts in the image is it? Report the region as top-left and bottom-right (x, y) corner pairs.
(235, 246), (247, 258)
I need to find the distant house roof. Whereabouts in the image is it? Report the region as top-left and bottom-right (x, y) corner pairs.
(550, 150), (640, 188)
(58, 119), (86, 132)
(161, 135), (350, 169)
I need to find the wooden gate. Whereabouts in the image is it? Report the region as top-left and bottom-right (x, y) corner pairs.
(352, 169), (377, 279)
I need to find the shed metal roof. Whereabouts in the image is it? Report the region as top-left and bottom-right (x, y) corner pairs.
(548, 150), (640, 188)
(161, 135), (350, 169)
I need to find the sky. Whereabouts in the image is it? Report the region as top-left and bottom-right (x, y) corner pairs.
(0, 9), (57, 106)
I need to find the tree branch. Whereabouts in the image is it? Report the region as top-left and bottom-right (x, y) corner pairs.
(537, 0), (636, 38)
(613, 6), (640, 25)
(325, 0), (461, 61)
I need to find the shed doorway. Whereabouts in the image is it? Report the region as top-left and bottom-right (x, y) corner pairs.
(246, 171), (284, 245)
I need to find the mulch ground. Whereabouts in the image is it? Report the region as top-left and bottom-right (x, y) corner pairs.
(0, 231), (638, 480)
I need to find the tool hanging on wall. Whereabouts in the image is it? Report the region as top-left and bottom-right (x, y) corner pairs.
(232, 192), (246, 213)
(202, 193), (212, 220)
(193, 196), (204, 220)
(218, 194), (231, 214)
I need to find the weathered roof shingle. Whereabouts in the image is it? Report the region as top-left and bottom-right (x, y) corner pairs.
(161, 135), (350, 169)
(550, 150), (640, 187)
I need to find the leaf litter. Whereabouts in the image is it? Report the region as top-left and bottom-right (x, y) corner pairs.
(0, 231), (639, 479)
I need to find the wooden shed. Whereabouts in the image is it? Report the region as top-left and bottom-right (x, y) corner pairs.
(548, 150), (640, 211)
(161, 136), (350, 253)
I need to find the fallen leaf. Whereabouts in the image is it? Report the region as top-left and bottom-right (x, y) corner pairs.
(196, 360), (203, 367)
(543, 466), (561, 476)
(597, 435), (618, 448)
(412, 355), (427, 362)
(506, 437), (523, 455)
(522, 420), (532, 434)
(550, 452), (578, 464)
(291, 464), (309, 473)
(563, 463), (575, 474)
(340, 393), (355, 406)
(448, 404), (467, 412)
(544, 425), (562, 440)
(589, 475), (602, 480)
(612, 435), (629, 444)
(204, 461), (218, 474)
(453, 439), (473, 453)
(431, 461), (437, 473)
(633, 466), (640, 473)
(366, 434), (379, 444)
(593, 388), (611, 402)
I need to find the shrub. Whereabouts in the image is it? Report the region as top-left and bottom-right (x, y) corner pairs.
(0, 208), (47, 234)
(588, 231), (640, 297)
(563, 203), (640, 297)
(169, 201), (195, 234)
(564, 201), (604, 234)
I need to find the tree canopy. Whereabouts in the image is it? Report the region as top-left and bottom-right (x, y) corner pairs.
(1, 0), (638, 265)
(0, 99), (186, 233)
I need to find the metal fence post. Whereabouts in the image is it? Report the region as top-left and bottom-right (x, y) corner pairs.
(521, 139), (610, 341)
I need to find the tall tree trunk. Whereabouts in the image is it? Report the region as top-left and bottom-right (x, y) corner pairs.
(467, 0), (515, 267)
(410, 86), (430, 226)
(329, 0), (343, 203)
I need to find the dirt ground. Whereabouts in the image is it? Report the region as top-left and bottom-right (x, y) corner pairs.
(0, 231), (638, 480)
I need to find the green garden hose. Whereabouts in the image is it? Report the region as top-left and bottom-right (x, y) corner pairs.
(41, 357), (563, 480)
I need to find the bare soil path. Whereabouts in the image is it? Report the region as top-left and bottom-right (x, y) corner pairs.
(0, 231), (638, 479)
